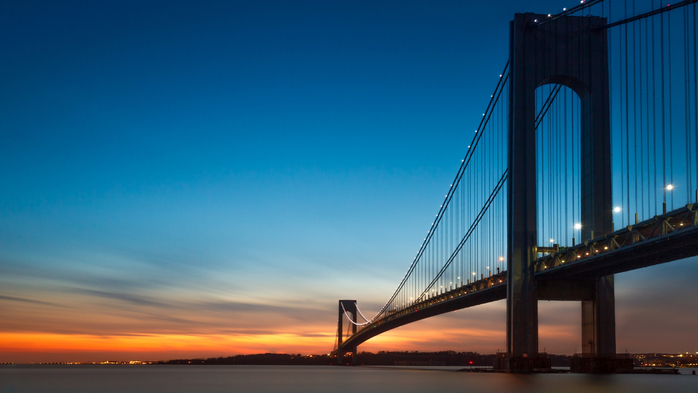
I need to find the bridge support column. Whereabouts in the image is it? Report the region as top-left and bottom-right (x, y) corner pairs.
(581, 276), (615, 356)
(336, 300), (358, 366)
(572, 276), (632, 373)
(500, 13), (620, 373)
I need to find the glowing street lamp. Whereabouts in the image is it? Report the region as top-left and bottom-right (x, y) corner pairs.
(613, 206), (621, 213)
(664, 184), (674, 213)
(574, 223), (582, 230)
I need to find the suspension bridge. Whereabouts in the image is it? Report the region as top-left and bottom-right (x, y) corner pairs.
(333, 0), (698, 373)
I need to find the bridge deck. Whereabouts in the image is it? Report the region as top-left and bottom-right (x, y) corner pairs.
(337, 273), (506, 352)
(535, 204), (698, 279)
(337, 205), (698, 353)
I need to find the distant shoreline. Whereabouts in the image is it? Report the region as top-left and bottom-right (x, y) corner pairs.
(6, 351), (696, 368)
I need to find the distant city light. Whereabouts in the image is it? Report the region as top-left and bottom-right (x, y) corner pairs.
(666, 184), (674, 190)
(549, 238), (554, 243)
(499, 256), (504, 261)
(574, 223), (582, 230)
(613, 206), (621, 213)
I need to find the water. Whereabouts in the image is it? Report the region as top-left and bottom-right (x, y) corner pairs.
(2, 365), (698, 393)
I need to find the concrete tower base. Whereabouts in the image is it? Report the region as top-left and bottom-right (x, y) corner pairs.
(493, 353), (551, 372)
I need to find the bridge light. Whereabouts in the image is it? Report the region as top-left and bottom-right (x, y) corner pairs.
(574, 223), (582, 230)
(666, 184), (674, 191)
(614, 206), (621, 213)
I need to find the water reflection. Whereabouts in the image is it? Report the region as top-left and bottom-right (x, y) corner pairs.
(1, 365), (697, 393)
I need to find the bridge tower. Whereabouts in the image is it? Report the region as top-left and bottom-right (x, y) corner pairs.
(501, 13), (622, 372)
(336, 300), (358, 365)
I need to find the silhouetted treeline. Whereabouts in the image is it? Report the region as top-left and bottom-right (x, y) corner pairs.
(159, 351), (571, 367)
(161, 353), (332, 365)
(356, 351), (570, 367)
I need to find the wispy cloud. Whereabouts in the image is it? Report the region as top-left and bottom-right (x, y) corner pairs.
(0, 295), (63, 307)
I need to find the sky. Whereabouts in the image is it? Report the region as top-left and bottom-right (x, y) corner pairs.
(1, 0), (697, 363)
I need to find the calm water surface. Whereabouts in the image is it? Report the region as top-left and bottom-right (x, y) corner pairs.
(2, 365), (698, 393)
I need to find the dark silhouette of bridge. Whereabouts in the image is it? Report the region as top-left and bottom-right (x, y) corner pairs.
(334, 0), (698, 373)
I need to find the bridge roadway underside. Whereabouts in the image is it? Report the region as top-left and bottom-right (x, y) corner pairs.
(339, 224), (698, 353)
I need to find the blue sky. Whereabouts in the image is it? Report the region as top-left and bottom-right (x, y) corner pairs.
(1, 0), (697, 362)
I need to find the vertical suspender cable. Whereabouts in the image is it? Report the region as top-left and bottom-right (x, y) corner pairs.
(691, 3), (698, 196)
(632, 0), (642, 217)
(651, 0), (659, 213)
(668, 11), (674, 210)
(643, 19), (652, 217)
(638, 5), (645, 219)
(662, 1), (667, 211)
(625, 0), (631, 224)
(686, 6), (692, 203)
